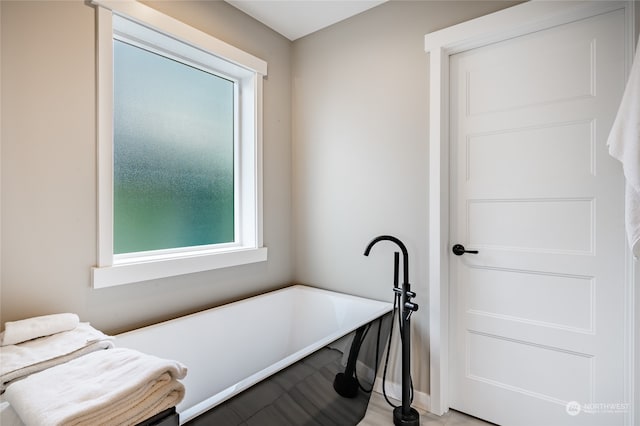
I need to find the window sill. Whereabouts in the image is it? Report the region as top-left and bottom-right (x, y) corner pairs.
(92, 247), (268, 289)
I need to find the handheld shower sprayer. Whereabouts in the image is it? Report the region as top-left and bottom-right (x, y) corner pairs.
(364, 235), (420, 426)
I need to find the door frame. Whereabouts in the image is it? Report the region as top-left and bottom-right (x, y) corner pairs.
(424, 0), (637, 421)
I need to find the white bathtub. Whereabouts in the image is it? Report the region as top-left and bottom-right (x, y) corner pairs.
(115, 285), (393, 424)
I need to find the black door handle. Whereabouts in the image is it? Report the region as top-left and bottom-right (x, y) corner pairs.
(452, 244), (478, 256)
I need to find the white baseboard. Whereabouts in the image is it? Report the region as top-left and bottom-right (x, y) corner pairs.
(356, 360), (376, 385)
(372, 377), (430, 412)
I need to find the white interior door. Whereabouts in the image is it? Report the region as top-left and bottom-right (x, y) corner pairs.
(449, 8), (629, 426)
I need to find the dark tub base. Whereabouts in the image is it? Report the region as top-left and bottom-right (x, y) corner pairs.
(186, 314), (392, 426)
(186, 348), (368, 426)
(137, 407), (179, 426)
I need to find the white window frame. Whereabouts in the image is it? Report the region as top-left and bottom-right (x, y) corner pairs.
(92, 0), (267, 289)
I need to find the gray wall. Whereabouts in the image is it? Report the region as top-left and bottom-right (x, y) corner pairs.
(0, 0), (293, 334)
(292, 0), (522, 399)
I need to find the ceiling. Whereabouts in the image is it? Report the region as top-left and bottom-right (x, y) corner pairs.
(224, 0), (388, 41)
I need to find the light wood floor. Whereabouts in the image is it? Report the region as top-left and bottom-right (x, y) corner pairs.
(359, 392), (494, 426)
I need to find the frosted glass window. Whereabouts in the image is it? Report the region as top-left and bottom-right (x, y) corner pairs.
(113, 40), (235, 254)
(93, 3), (266, 288)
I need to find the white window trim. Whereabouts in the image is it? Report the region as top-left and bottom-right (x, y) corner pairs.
(92, 0), (267, 289)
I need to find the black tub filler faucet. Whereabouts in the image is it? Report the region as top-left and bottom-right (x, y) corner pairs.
(364, 235), (419, 426)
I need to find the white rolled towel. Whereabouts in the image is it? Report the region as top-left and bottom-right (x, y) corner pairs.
(1, 313), (79, 346)
(1, 322), (114, 393)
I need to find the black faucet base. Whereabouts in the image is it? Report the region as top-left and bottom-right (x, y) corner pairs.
(393, 406), (420, 426)
(333, 372), (359, 398)
(333, 324), (368, 398)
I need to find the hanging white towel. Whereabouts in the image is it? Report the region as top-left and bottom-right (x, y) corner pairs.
(4, 347), (187, 426)
(607, 36), (640, 258)
(1, 313), (79, 346)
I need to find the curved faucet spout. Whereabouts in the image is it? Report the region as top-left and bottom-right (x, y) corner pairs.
(364, 235), (407, 257)
(364, 235), (409, 285)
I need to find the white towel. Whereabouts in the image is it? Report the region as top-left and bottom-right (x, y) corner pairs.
(607, 36), (640, 258)
(0, 402), (25, 426)
(0, 323), (114, 393)
(1, 313), (80, 347)
(4, 348), (187, 426)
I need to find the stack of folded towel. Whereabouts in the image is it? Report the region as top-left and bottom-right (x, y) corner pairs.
(0, 313), (188, 426)
(0, 313), (114, 393)
(4, 348), (187, 426)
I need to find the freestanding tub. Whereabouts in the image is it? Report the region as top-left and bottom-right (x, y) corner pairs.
(115, 285), (393, 424)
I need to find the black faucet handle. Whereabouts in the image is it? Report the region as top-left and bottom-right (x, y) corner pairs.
(404, 301), (419, 312)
